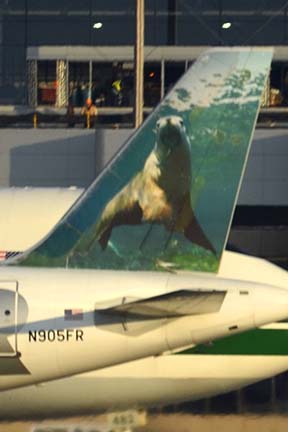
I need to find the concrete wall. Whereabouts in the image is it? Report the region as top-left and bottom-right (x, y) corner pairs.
(0, 129), (130, 188)
(238, 129), (288, 206)
(0, 128), (288, 207)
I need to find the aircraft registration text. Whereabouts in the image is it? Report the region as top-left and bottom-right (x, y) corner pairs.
(28, 329), (84, 342)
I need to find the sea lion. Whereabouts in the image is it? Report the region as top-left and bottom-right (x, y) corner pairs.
(76, 115), (215, 254)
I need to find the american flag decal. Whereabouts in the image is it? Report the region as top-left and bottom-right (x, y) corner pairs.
(64, 309), (83, 321)
(0, 251), (6, 261)
(0, 251), (20, 261)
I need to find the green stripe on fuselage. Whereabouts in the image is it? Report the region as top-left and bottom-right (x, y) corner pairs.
(178, 329), (288, 356)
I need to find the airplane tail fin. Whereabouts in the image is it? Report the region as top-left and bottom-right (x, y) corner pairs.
(11, 47), (273, 272)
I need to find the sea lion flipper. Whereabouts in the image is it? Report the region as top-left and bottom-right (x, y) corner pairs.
(97, 200), (143, 250)
(184, 217), (216, 254)
(72, 184), (142, 254)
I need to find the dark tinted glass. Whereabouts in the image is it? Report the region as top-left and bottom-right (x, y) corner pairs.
(2, 16), (26, 45)
(27, 0), (90, 12)
(0, 46), (26, 104)
(27, 16), (90, 45)
(90, 16), (134, 45)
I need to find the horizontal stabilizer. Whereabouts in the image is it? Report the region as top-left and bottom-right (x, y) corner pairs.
(96, 289), (226, 319)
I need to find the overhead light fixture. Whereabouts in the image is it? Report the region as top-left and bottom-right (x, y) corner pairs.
(93, 22), (103, 29)
(222, 22), (231, 29)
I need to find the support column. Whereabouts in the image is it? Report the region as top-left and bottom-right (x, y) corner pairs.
(261, 73), (271, 107)
(160, 59), (165, 99)
(89, 60), (92, 98)
(56, 59), (68, 108)
(27, 60), (37, 108)
(134, 0), (145, 128)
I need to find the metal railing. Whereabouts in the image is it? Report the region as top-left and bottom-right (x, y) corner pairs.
(0, 107), (287, 129)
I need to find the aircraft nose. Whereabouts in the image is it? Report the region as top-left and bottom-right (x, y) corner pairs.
(253, 284), (288, 327)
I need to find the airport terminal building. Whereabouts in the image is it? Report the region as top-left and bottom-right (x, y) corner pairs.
(0, 0), (288, 111)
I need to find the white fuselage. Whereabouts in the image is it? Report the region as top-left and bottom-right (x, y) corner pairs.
(0, 187), (83, 254)
(0, 252), (287, 418)
(1, 265), (287, 392)
(1, 188), (288, 418)
(0, 353), (286, 419)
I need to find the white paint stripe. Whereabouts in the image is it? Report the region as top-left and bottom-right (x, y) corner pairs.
(260, 323), (288, 330)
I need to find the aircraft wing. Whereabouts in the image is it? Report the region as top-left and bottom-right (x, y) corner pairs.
(96, 289), (226, 318)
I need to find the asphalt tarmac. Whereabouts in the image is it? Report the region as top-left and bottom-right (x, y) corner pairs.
(0, 414), (288, 432)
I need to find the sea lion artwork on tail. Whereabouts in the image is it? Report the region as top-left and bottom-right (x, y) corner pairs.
(80, 115), (215, 255)
(15, 48), (271, 271)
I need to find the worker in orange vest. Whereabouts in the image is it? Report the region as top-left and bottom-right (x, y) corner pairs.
(81, 97), (98, 128)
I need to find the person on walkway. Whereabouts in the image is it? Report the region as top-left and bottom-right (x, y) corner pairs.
(81, 97), (98, 128)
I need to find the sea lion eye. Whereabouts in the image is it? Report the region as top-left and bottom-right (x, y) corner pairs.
(179, 119), (184, 127)
(156, 121), (160, 129)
